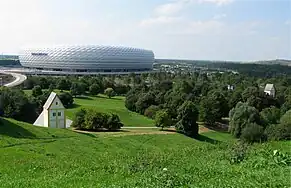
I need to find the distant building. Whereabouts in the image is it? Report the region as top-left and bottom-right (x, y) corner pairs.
(264, 84), (275, 97)
(19, 45), (154, 74)
(227, 85), (235, 91)
(34, 92), (72, 128)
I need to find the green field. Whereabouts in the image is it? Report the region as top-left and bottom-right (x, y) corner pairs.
(23, 90), (154, 127)
(66, 95), (154, 127)
(0, 118), (290, 187)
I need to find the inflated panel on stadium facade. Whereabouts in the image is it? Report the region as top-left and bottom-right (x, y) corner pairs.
(19, 45), (154, 71)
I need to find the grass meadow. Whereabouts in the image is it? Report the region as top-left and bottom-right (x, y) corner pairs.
(0, 118), (290, 188)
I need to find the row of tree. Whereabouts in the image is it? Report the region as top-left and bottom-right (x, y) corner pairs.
(22, 76), (131, 97)
(123, 72), (291, 140)
(0, 86), (74, 123)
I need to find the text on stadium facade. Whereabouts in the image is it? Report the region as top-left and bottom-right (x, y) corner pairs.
(31, 53), (48, 56)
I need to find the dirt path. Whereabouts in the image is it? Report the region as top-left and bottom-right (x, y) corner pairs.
(73, 126), (211, 138)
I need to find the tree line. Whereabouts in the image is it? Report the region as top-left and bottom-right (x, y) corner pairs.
(1, 71), (290, 141)
(124, 72), (291, 141)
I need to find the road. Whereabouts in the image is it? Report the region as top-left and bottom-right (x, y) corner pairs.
(0, 71), (27, 87)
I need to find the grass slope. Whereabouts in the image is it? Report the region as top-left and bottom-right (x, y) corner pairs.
(66, 95), (154, 127)
(23, 90), (154, 127)
(0, 118), (290, 188)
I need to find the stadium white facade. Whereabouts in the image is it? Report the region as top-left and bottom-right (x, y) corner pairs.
(18, 45), (155, 73)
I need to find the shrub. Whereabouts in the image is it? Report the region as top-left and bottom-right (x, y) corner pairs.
(105, 114), (124, 130)
(229, 102), (262, 138)
(144, 105), (160, 119)
(84, 109), (107, 130)
(280, 110), (291, 125)
(71, 108), (123, 131)
(265, 123), (291, 141)
(260, 106), (281, 125)
(228, 142), (249, 164)
(71, 108), (86, 129)
(241, 123), (265, 143)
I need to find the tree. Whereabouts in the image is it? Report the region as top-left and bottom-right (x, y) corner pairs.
(241, 123), (265, 143)
(70, 82), (86, 97)
(39, 77), (49, 89)
(265, 123), (291, 141)
(57, 79), (71, 91)
(23, 79), (34, 89)
(58, 92), (74, 108)
(135, 92), (156, 114)
(0, 88), (37, 123)
(242, 86), (259, 102)
(228, 89), (243, 109)
(105, 114), (124, 130)
(125, 93), (138, 112)
(260, 106), (281, 125)
(89, 83), (101, 96)
(144, 105), (160, 119)
(71, 108), (87, 129)
(280, 110), (291, 125)
(32, 85), (43, 97)
(104, 88), (115, 98)
(155, 109), (172, 130)
(229, 102), (262, 138)
(175, 101), (199, 137)
(199, 91), (228, 125)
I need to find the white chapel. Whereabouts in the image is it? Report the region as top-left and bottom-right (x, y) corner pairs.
(34, 92), (72, 128)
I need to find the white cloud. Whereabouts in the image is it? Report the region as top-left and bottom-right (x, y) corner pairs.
(154, 1), (186, 16)
(198, 0), (234, 6)
(140, 16), (182, 26)
(285, 20), (291, 25)
(213, 13), (227, 20)
(154, 0), (234, 16)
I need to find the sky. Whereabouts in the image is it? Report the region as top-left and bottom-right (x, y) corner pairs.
(0, 0), (290, 61)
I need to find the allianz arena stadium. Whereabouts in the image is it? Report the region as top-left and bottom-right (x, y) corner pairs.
(18, 45), (155, 74)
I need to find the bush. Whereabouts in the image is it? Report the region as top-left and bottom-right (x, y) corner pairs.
(265, 123), (291, 141)
(84, 109), (108, 130)
(71, 108), (123, 131)
(71, 108), (86, 129)
(58, 92), (74, 108)
(229, 102), (262, 138)
(260, 106), (281, 125)
(228, 142), (249, 164)
(280, 110), (291, 125)
(144, 105), (160, 119)
(105, 114), (124, 130)
(241, 123), (265, 143)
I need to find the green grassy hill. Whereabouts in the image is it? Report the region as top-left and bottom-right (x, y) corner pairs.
(0, 118), (290, 187)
